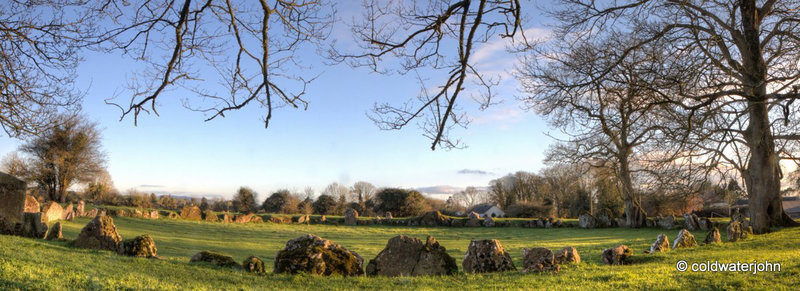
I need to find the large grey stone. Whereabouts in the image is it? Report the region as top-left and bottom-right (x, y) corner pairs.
(344, 208), (359, 226)
(74, 215), (123, 252)
(578, 213), (598, 229)
(274, 234), (364, 276)
(521, 247), (559, 273)
(601, 245), (633, 265)
(462, 239), (516, 273)
(672, 229), (698, 249)
(0, 172), (26, 232)
(650, 234), (670, 253)
(366, 235), (457, 276)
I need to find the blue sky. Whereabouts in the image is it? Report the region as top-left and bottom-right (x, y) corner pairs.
(0, 2), (557, 199)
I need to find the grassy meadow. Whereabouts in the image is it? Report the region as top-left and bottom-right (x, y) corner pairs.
(1, 215), (799, 290)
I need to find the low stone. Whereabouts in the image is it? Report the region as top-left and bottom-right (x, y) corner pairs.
(658, 215), (676, 230)
(45, 221), (63, 241)
(601, 245), (633, 265)
(133, 209), (143, 218)
(24, 195), (40, 213)
(119, 235), (158, 257)
(21, 212), (48, 239)
(462, 239), (516, 273)
(522, 247), (560, 273)
(650, 234), (670, 253)
(180, 205), (203, 221)
(483, 216), (496, 227)
(168, 212), (178, 219)
(596, 208), (616, 227)
(698, 217), (712, 231)
(274, 234), (364, 276)
(42, 201), (63, 223)
(553, 246), (581, 264)
(420, 211), (448, 226)
(149, 210), (159, 219)
(704, 227), (721, 244)
(203, 210), (218, 222)
(85, 208), (99, 218)
(191, 251), (240, 268)
(242, 256), (265, 274)
(64, 211), (76, 222)
(268, 215), (292, 224)
(727, 221), (749, 242)
(578, 213), (598, 229)
(344, 208), (359, 226)
(449, 219), (464, 227)
(672, 229), (698, 249)
(554, 219), (564, 227)
(74, 215), (123, 252)
(366, 235), (457, 276)
(683, 213), (700, 231)
(293, 215), (309, 223)
(235, 213), (255, 223)
(385, 212), (393, 220)
(221, 213), (232, 223)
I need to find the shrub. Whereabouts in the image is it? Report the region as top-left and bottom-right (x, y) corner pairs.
(375, 188), (426, 217)
(505, 202), (554, 218)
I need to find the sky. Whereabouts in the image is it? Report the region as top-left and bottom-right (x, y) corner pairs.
(0, 2), (559, 200)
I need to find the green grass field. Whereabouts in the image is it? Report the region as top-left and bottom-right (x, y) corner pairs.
(1, 215), (799, 290)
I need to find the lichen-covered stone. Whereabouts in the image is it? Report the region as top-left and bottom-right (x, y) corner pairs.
(462, 239), (516, 273)
(366, 235), (457, 277)
(554, 246), (581, 264)
(659, 215), (676, 230)
(191, 251), (240, 268)
(650, 234), (670, 253)
(578, 213), (598, 229)
(76, 201), (85, 217)
(61, 203), (74, 220)
(242, 256), (265, 274)
(180, 205), (203, 221)
(420, 211), (448, 226)
(672, 229), (698, 249)
(0, 172), (26, 232)
(24, 195), (39, 213)
(293, 215), (309, 224)
(727, 221), (749, 242)
(344, 208), (359, 226)
(522, 247), (560, 273)
(601, 245), (633, 265)
(21, 212), (48, 238)
(149, 210), (159, 219)
(466, 212), (481, 227)
(703, 227), (721, 244)
(45, 222), (63, 241)
(41, 201), (63, 223)
(119, 235), (158, 257)
(683, 213), (699, 230)
(596, 208), (616, 227)
(203, 210), (218, 222)
(268, 215), (291, 224)
(483, 216), (496, 227)
(274, 234), (364, 276)
(74, 215), (123, 252)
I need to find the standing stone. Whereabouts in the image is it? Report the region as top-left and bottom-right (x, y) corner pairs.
(119, 235), (158, 257)
(180, 205), (203, 221)
(0, 172), (27, 232)
(466, 212), (481, 227)
(483, 216), (496, 227)
(132, 209), (143, 218)
(191, 251), (240, 268)
(274, 234), (364, 276)
(650, 234), (670, 253)
(420, 211), (448, 226)
(596, 208), (616, 227)
(704, 227), (721, 244)
(462, 239), (516, 273)
(522, 247), (560, 273)
(203, 210), (218, 222)
(76, 201), (85, 217)
(293, 215), (309, 224)
(24, 195), (40, 213)
(41, 201), (64, 223)
(602, 245), (633, 265)
(683, 213), (699, 231)
(64, 211), (76, 222)
(85, 208), (99, 218)
(74, 215), (123, 252)
(167, 212), (178, 219)
(242, 256), (265, 274)
(697, 217), (712, 231)
(672, 229), (698, 249)
(727, 221), (748, 242)
(45, 221), (63, 240)
(344, 208), (359, 226)
(658, 215), (676, 230)
(149, 210), (159, 219)
(578, 213), (598, 229)
(366, 235), (457, 276)
(20, 212), (48, 238)
(62, 203), (74, 220)
(553, 246), (581, 264)
(221, 213), (232, 223)
(385, 212), (393, 220)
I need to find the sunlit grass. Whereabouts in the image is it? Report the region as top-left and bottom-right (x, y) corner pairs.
(1, 215), (798, 290)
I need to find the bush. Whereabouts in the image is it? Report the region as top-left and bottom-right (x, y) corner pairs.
(312, 194), (337, 215)
(375, 188), (426, 217)
(505, 202), (554, 218)
(262, 190), (299, 214)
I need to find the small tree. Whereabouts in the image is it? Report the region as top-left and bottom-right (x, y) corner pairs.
(262, 190), (300, 214)
(200, 197), (209, 211)
(375, 188), (427, 217)
(312, 194), (337, 215)
(233, 187), (257, 213)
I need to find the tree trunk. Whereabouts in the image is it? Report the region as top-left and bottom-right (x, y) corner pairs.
(739, 1), (799, 234)
(619, 156), (646, 227)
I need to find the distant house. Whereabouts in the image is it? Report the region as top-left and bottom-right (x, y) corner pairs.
(468, 203), (505, 218)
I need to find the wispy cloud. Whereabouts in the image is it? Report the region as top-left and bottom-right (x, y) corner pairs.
(139, 184), (165, 188)
(457, 169), (494, 175)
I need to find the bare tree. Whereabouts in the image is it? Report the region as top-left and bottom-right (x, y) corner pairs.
(97, 0), (333, 128)
(350, 181), (376, 209)
(451, 186), (489, 210)
(0, 1), (96, 138)
(331, 0), (528, 150)
(18, 115), (107, 202)
(547, 0), (800, 233)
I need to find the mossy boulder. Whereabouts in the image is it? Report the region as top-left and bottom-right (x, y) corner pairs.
(344, 208), (358, 226)
(602, 245), (633, 265)
(119, 235), (158, 258)
(20, 212), (48, 239)
(74, 215), (122, 252)
(420, 211), (448, 226)
(704, 227), (722, 244)
(521, 247), (560, 273)
(274, 234), (364, 276)
(45, 221), (63, 241)
(190, 251), (240, 268)
(242, 256), (265, 274)
(727, 221), (749, 242)
(366, 235), (457, 276)
(650, 234), (670, 253)
(203, 210), (218, 222)
(462, 239), (516, 273)
(672, 229), (698, 249)
(553, 246), (581, 264)
(180, 205), (202, 221)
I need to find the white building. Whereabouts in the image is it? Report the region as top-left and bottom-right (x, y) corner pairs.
(468, 203), (505, 218)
